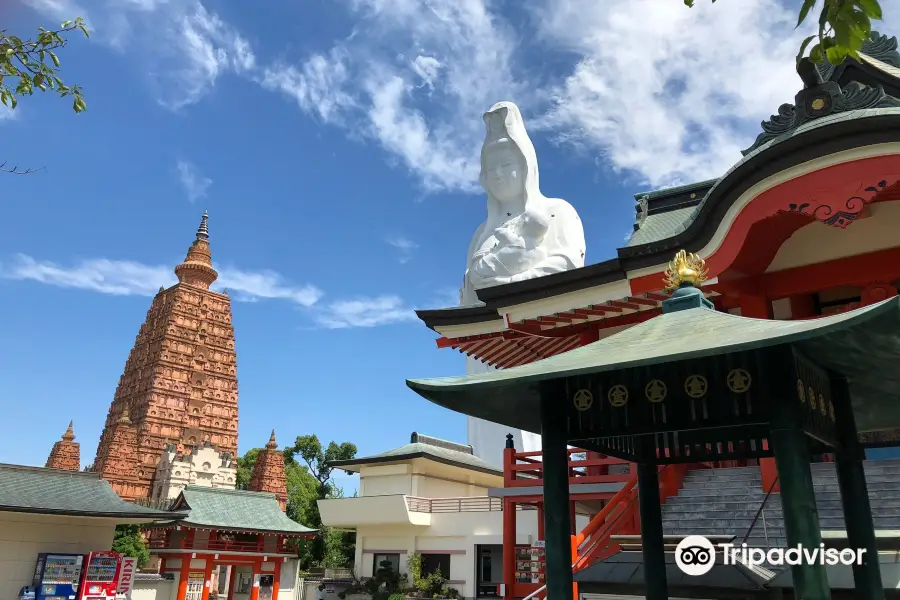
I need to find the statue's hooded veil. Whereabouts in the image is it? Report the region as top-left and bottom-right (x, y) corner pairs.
(479, 102), (542, 234)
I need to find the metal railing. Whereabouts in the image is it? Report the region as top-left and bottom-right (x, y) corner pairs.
(405, 496), (536, 513)
(742, 476), (779, 549)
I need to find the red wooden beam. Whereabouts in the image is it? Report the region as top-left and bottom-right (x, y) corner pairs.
(642, 292), (670, 302)
(626, 296), (660, 307)
(572, 307), (609, 317)
(761, 246), (900, 300)
(607, 300), (642, 311)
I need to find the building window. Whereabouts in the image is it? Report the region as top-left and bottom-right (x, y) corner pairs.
(373, 553), (401, 575)
(421, 554), (451, 579)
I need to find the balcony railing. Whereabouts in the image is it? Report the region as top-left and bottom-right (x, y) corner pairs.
(504, 448), (634, 488)
(147, 537), (292, 554)
(405, 496), (536, 513)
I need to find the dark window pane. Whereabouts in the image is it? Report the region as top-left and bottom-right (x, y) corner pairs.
(421, 554), (450, 579)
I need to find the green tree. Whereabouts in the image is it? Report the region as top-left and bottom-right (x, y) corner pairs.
(1, 18), (88, 112)
(1, 17), (89, 173)
(111, 524), (150, 568)
(237, 435), (358, 570)
(285, 435), (358, 569)
(685, 0), (884, 65)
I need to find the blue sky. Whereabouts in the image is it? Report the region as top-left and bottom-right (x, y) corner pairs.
(1, 0), (898, 492)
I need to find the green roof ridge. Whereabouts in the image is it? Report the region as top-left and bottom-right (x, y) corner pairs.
(632, 178), (718, 201)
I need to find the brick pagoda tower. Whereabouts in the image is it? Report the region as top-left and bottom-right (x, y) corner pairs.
(92, 213), (239, 500)
(45, 421), (81, 471)
(249, 430), (289, 511)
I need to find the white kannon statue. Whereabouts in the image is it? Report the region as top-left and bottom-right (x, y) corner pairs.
(461, 101), (586, 468)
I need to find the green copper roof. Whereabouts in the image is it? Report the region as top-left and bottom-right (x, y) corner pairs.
(330, 437), (502, 475)
(632, 179), (718, 201)
(407, 297), (900, 436)
(162, 486), (317, 536)
(0, 464), (182, 520)
(627, 206), (696, 247)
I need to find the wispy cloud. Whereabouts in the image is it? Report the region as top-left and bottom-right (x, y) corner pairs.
(177, 160), (212, 203)
(24, 0), (900, 192)
(386, 236), (418, 264)
(0, 103), (17, 122)
(23, 0), (256, 110)
(313, 295), (418, 329)
(0, 254), (322, 306)
(0, 254), (425, 328)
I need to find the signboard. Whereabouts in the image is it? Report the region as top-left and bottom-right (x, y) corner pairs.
(117, 558), (137, 597)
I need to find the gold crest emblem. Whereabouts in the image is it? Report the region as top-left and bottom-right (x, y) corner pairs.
(573, 389), (593, 411)
(608, 385), (629, 408)
(645, 380), (667, 403)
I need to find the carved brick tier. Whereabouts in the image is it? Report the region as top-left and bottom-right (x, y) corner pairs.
(249, 430), (289, 511)
(92, 213), (240, 501)
(94, 409), (143, 500)
(45, 421), (81, 471)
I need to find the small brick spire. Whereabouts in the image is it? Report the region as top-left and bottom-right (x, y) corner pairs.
(95, 408), (142, 499)
(46, 420), (80, 471)
(249, 430), (289, 511)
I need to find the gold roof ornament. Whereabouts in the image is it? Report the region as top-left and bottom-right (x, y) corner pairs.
(664, 250), (708, 291)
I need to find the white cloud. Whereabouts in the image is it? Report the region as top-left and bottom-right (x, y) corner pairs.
(177, 160), (212, 203)
(262, 0), (524, 193)
(314, 295), (418, 329)
(23, 0), (255, 110)
(261, 49), (357, 123)
(24, 0), (900, 192)
(0, 104), (17, 121)
(0, 254), (323, 307)
(531, 0), (805, 187)
(386, 236), (419, 263)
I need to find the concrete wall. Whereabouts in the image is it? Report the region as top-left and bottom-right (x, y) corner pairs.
(133, 578), (177, 600)
(0, 512), (117, 600)
(355, 509), (590, 599)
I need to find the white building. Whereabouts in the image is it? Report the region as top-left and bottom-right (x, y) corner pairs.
(318, 433), (590, 600)
(151, 440), (236, 501)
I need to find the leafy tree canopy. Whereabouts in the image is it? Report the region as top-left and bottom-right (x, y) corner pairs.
(685, 0), (884, 66)
(237, 434), (358, 570)
(112, 525), (150, 568)
(0, 17), (88, 113)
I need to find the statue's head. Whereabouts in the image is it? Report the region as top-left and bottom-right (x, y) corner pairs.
(482, 137), (525, 203)
(480, 102), (539, 206)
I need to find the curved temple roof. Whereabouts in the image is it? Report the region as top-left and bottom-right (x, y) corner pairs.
(407, 297), (900, 436)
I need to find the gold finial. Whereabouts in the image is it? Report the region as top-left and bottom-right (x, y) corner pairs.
(266, 429), (278, 450)
(62, 420), (75, 441)
(663, 250), (708, 291)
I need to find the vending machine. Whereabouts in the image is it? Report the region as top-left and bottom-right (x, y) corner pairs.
(76, 551), (121, 600)
(32, 553), (84, 600)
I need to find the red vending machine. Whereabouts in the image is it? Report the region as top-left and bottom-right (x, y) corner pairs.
(76, 551), (121, 600)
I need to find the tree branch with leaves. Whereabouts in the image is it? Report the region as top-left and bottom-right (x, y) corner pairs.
(0, 17), (89, 113)
(685, 0), (884, 66)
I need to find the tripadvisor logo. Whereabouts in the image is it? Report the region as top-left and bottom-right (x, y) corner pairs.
(675, 535), (867, 576)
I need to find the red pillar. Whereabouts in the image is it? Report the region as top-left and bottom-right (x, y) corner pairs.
(272, 560), (282, 600)
(201, 558), (214, 600)
(789, 294), (817, 319)
(502, 497), (516, 600)
(249, 560), (262, 600)
(227, 566), (237, 600)
(177, 557), (191, 600)
(537, 503), (545, 541)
